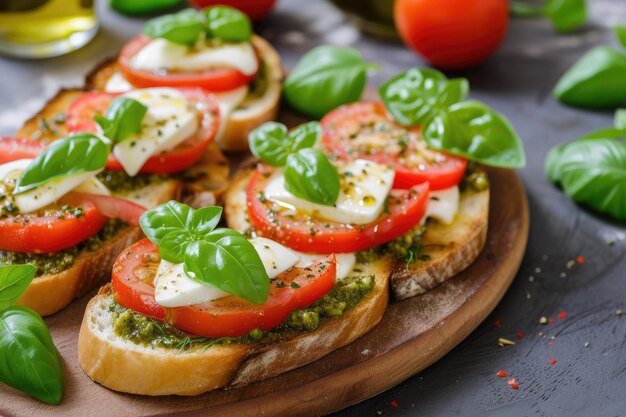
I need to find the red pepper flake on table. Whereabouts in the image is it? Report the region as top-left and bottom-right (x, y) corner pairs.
(558, 311), (567, 319)
(549, 359), (557, 365)
(516, 331), (524, 339)
(507, 378), (519, 389)
(576, 256), (585, 264)
(496, 370), (508, 378)
(390, 400), (399, 408)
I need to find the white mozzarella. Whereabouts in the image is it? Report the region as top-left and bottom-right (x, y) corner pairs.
(249, 237), (300, 278)
(104, 71), (134, 93)
(132, 38), (258, 75)
(425, 186), (460, 224)
(112, 88), (198, 176)
(264, 159), (395, 225)
(296, 252), (356, 280)
(74, 177), (110, 196)
(14, 170), (102, 214)
(213, 85), (249, 141)
(0, 159), (31, 181)
(154, 238), (301, 308)
(154, 260), (230, 308)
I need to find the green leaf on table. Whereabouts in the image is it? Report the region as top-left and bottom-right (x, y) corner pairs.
(423, 101), (526, 168)
(0, 264), (36, 311)
(554, 46), (626, 108)
(545, 0), (587, 32)
(14, 134), (108, 195)
(284, 46), (377, 119)
(379, 68), (468, 126)
(614, 24), (626, 48)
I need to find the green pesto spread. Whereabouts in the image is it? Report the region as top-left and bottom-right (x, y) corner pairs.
(96, 170), (167, 194)
(0, 220), (128, 277)
(460, 162), (489, 193)
(110, 274), (375, 351)
(237, 58), (269, 110)
(356, 224), (427, 265)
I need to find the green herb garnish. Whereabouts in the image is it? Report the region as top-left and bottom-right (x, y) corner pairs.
(94, 97), (147, 143)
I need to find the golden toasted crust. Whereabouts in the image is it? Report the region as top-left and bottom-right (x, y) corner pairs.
(224, 169), (489, 301)
(84, 35), (283, 152)
(390, 188), (489, 300)
(78, 256), (391, 396)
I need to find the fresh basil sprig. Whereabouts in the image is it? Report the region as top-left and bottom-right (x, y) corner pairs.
(14, 134), (108, 195)
(284, 46), (378, 119)
(546, 133), (626, 221)
(380, 69), (526, 168)
(140, 202), (269, 304)
(249, 121), (340, 205)
(554, 46), (626, 108)
(143, 6), (251, 45)
(379, 68), (468, 126)
(545, 0), (587, 33)
(0, 264), (64, 405)
(94, 97), (147, 143)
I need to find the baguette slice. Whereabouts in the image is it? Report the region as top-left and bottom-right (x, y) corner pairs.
(85, 35), (283, 152)
(78, 253), (391, 396)
(224, 168), (489, 301)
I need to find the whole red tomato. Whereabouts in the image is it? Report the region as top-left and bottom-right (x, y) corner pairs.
(189, 0), (277, 21)
(394, 0), (509, 69)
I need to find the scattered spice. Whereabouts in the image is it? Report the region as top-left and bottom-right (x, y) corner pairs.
(560, 272), (567, 278)
(539, 316), (548, 325)
(507, 378), (519, 389)
(584, 342), (590, 347)
(498, 338), (516, 346)
(548, 318), (555, 324)
(566, 260), (576, 269)
(496, 370), (508, 378)
(549, 359), (557, 365)
(558, 311), (567, 319)
(616, 309), (623, 316)
(516, 331), (524, 339)
(376, 412), (383, 416)
(535, 267), (542, 274)
(548, 341), (553, 347)
(576, 256), (585, 264)
(493, 319), (502, 328)
(528, 275), (534, 282)
(390, 401), (399, 408)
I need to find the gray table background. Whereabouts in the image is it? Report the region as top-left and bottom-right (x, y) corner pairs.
(1, 1), (626, 416)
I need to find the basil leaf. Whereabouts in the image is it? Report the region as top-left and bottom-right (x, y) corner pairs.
(554, 47), (626, 108)
(545, 0), (587, 33)
(248, 121), (322, 167)
(284, 46), (376, 119)
(94, 97), (147, 143)
(190, 206), (223, 236)
(140, 200), (194, 247)
(110, 0), (182, 16)
(579, 127), (626, 140)
(143, 8), (203, 45)
(0, 265), (36, 311)
(615, 24), (626, 48)
(203, 6), (251, 42)
(615, 109), (626, 130)
(248, 122), (290, 167)
(423, 101), (526, 168)
(379, 68), (469, 126)
(14, 134), (108, 195)
(0, 306), (63, 404)
(183, 236), (269, 304)
(546, 137), (626, 220)
(284, 148), (340, 206)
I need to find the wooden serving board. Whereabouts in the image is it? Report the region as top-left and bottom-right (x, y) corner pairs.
(1, 164), (528, 417)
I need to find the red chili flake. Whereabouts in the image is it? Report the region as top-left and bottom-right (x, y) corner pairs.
(549, 359), (557, 365)
(548, 341), (553, 347)
(493, 319), (502, 328)
(390, 400), (399, 408)
(558, 311), (567, 319)
(576, 256), (585, 264)
(510, 382), (520, 390)
(516, 331), (524, 339)
(507, 378), (516, 385)
(496, 370), (508, 378)
(548, 318), (555, 324)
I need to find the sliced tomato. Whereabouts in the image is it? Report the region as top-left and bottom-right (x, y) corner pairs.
(246, 166), (430, 254)
(0, 137), (45, 164)
(66, 87), (220, 175)
(112, 238), (337, 338)
(321, 101), (467, 190)
(0, 194), (108, 253)
(118, 35), (257, 92)
(69, 192), (146, 225)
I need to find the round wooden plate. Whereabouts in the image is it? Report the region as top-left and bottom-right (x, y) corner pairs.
(1, 166), (528, 417)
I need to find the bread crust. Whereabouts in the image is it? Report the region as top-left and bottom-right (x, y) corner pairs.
(84, 35), (283, 152)
(78, 255), (391, 396)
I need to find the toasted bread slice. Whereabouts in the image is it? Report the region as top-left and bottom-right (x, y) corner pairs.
(78, 251), (391, 396)
(224, 168), (489, 301)
(85, 35), (283, 152)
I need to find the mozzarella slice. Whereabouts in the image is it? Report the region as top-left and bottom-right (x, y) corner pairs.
(74, 176), (110, 196)
(213, 85), (249, 141)
(0, 158), (31, 181)
(14, 170), (102, 214)
(132, 38), (258, 75)
(264, 159), (395, 225)
(104, 71), (133, 93)
(112, 88), (198, 176)
(296, 252), (356, 281)
(425, 186), (460, 224)
(154, 237), (301, 308)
